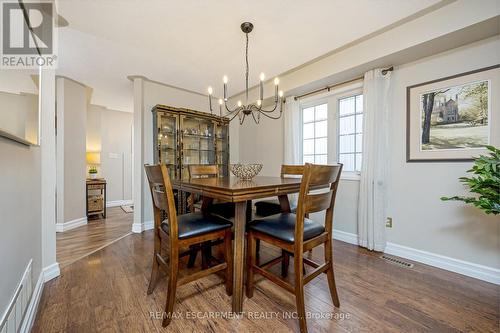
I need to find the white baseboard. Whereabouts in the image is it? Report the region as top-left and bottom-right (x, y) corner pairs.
(19, 268), (44, 333)
(333, 229), (358, 245)
(42, 263), (60, 282)
(131, 220), (154, 233)
(106, 199), (133, 208)
(332, 230), (499, 285)
(385, 242), (500, 285)
(55, 216), (87, 232)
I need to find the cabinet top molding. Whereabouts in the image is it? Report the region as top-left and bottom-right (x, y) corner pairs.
(152, 104), (230, 124)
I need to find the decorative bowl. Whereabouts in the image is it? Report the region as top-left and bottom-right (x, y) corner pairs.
(230, 163), (263, 180)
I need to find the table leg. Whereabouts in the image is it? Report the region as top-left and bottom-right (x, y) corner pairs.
(232, 201), (247, 313)
(278, 194), (291, 213)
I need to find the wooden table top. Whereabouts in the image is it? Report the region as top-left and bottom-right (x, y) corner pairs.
(171, 176), (302, 202)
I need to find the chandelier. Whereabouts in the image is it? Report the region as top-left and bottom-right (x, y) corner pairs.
(208, 22), (284, 124)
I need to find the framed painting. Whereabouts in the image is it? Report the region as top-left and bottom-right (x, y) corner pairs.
(406, 64), (499, 162)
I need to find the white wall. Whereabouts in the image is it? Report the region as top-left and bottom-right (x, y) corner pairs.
(56, 78), (88, 224)
(133, 78), (240, 230)
(387, 37), (500, 268)
(87, 105), (133, 203)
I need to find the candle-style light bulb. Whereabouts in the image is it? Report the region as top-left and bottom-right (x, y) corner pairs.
(218, 98), (223, 105)
(223, 76), (228, 101)
(259, 72), (265, 81)
(279, 90), (284, 98)
(274, 77), (279, 85)
(257, 99), (262, 106)
(208, 86), (213, 95)
(237, 100), (242, 107)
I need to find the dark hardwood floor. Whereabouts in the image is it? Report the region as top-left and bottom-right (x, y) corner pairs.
(36, 229), (499, 332)
(56, 207), (133, 267)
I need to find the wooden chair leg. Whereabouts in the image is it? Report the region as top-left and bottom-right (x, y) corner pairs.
(255, 239), (260, 262)
(147, 254), (160, 295)
(162, 248), (179, 327)
(324, 239), (340, 307)
(187, 244), (198, 268)
(246, 232), (256, 298)
(201, 241), (212, 269)
(147, 232), (161, 295)
(223, 230), (233, 296)
(294, 253), (308, 333)
(281, 250), (290, 278)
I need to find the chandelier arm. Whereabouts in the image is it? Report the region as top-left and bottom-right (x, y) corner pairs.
(257, 101), (279, 113)
(251, 111), (260, 124)
(256, 108), (283, 120)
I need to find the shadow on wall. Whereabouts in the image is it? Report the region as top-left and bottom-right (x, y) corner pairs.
(440, 204), (499, 255)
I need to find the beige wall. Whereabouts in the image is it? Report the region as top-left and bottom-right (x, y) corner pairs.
(87, 105), (133, 203)
(56, 78), (88, 224)
(0, 139), (42, 314)
(387, 37), (500, 268)
(239, 37), (500, 270)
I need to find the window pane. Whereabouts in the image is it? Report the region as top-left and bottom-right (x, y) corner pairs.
(339, 115), (354, 135)
(355, 153), (362, 172)
(315, 154), (328, 165)
(339, 134), (355, 153)
(315, 138), (327, 154)
(315, 120), (327, 137)
(356, 134), (363, 152)
(339, 96), (355, 116)
(303, 155), (314, 164)
(303, 107), (314, 123)
(303, 139), (314, 155)
(356, 95), (363, 113)
(303, 123), (314, 139)
(355, 114), (363, 133)
(339, 153), (354, 171)
(315, 104), (327, 120)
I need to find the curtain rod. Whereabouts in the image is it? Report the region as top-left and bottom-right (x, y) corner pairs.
(293, 66), (393, 101)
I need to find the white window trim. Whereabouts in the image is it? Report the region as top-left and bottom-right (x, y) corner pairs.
(299, 83), (363, 181)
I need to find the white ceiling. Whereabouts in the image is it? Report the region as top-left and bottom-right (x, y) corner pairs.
(56, 0), (441, 111)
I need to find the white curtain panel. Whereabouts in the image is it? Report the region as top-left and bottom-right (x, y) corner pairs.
(358, 69), (391, 251)
(284, 96), (301, 164)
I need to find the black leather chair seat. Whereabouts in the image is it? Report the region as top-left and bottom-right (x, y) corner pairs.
(255, 199), (297, 216)
(161, 212), (232, 240)
(209, 202), (235, 219)
(248, 213), (324, 243)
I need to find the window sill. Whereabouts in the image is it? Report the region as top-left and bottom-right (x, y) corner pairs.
(340, 172), (361, 181)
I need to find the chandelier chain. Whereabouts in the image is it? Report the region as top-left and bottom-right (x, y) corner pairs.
(245, 32), (249, 104)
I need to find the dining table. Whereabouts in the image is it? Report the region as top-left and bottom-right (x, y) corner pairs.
(171, 175), (304, 313)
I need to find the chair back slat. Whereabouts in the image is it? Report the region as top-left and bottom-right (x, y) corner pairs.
(281, 165), (304, 177)
(295, 163), (343, 246)
(144, 164), (178, 239)
(189, 165), (218, 178)
(307, 164), (342, 186)
(305, 191), (333, 214)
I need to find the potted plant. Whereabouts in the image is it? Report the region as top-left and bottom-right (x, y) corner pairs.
(441, 145), (500, 215)
(88, 166), (98, 179)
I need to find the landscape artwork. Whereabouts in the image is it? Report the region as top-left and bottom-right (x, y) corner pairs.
(420, 80), (489, 151)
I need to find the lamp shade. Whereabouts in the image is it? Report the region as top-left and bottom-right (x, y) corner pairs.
(86, 152), (101, 165)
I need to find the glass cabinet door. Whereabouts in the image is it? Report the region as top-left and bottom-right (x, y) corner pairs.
(156, 112), (178, 179)
(216, 123), (229, 177)
(180, 116), (216, 180)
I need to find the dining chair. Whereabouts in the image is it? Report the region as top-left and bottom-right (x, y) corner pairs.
(254, 164), (304, 216)
(188, 164), (235, 219)
(144, 164), (233, 327)
(246, 163), (343, 333)
(186, 164), (235, 268)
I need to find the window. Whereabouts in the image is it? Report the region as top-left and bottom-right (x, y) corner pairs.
(338, 94), (363, 172)
(302, 103), (327, 164)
